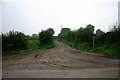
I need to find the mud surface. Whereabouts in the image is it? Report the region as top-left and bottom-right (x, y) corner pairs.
(2, 41), (119, 78)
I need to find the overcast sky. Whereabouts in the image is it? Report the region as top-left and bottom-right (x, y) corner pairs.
(1, 0), (119, 36)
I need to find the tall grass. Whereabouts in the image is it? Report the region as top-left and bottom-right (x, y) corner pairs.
(60, 40), (119, 59)
(9, 40), (55, 58)
(92, 44), (120, 58)
(28, 40), (40, 49)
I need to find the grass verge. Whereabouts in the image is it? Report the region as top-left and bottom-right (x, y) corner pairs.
(9, 49), (45, 58)
(59, 40), (119, 59)
(91, 44), (120, 58)
(9, 40), (55, 58)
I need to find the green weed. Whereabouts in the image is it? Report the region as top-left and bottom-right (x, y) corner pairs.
(9, 40), (55, 58)
(60, 40), (119, 59)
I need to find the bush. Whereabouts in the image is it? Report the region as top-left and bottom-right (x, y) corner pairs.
(28, 40), (39, 50)
(2, 31), (28, 51)
(38, 29), (54, 48)
(30, 33), (38, 40)
(95, 29), (120, 46)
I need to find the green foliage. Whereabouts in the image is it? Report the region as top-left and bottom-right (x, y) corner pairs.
(47, 28), (55, 34)
(75, 27), (93, 42)
(59, 24), (119, 58)
(28, 40), (39, 49)
(86, 24), (94, 33)
(30, 33), (38, 40)
(59, 24), (94, 43)
(41, 42), (55, 49)
(9, 49), (44, 58)
(38, 28), (55, 49)
(9, 40), (55, 58)
(95, 29), (120, 45)
(5, 28), (55, 57)
(58, 25), (94, 52)
(2, 31), (28, 51)
(38, 29), (54, 47)
(61, 40), (92, 51)
(60, 28), (71, 34)
(94, 25), (120, 58)
(91, 43), (120, 58)
(96, 29), (105, 36)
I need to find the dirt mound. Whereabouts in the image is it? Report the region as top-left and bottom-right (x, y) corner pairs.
(34, 52), (73, 63)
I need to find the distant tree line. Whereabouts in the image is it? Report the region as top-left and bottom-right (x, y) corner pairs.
(58, 24), (95, 43)
(58, 24), (120, 48)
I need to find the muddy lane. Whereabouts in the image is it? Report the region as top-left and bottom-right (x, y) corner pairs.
(2, 41), (119, 78)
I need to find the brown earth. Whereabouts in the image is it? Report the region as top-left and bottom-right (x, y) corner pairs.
(2, 41), (120, 78)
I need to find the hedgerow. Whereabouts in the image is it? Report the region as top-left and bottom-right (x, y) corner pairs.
(2, 30), (28, 51)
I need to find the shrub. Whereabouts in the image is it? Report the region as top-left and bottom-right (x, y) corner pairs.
(30, 33), (38, 40)
(2, 30), (28, 51)
(38, 29), (54, 48)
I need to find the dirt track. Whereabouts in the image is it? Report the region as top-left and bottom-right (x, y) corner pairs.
(2, 41), (119, 78)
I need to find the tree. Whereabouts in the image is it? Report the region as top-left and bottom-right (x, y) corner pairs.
(96, 29), (105, 36)
(30, 33), (38, 40)
(26, 35), (30, 39)
(47, 28), (55, 35)
(58, 24), (95, 43)
(86, 24), (94, 33)
(95, 25), (120, 45)
(60, 28), (71, 34)
(38, 28), (54, 47)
